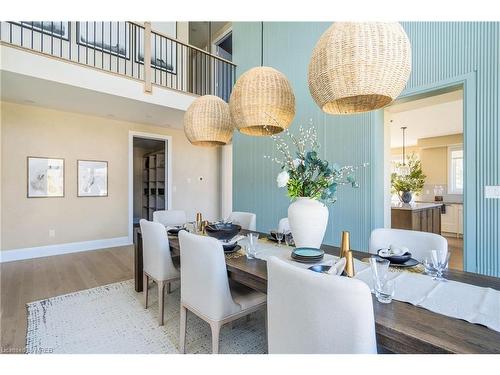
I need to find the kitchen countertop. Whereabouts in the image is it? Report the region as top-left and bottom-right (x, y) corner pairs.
(391, 202), (443, 211)
(416, 200), (463, 205)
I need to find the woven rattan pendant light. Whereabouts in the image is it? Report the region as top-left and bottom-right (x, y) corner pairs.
(308, 22), (411, 115)
(184, 95), (233, 147)
(229, 23), (295, 136)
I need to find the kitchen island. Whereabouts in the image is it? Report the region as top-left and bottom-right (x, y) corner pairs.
(391, 202), (443, 234)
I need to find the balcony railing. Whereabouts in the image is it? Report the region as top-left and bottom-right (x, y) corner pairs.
(0, 21), (236, 101)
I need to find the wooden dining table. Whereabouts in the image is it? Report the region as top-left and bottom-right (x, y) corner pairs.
(133, 227), (500, 354)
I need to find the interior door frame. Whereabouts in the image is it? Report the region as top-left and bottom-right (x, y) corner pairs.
(128, 131), (173, 243)
(381, 72), (477, 272)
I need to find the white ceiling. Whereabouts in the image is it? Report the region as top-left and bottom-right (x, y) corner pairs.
(1, 71), (186, 129)
(386, 90), (463, 147)
(189, 22), (230, 49)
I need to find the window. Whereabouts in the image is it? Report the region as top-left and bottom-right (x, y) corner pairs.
(448, 145), (463, 194)
(17, 22), (70, 40)
(76, 22), (130, 59)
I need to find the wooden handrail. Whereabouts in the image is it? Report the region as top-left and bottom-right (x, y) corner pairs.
(129, 21), (236, 67)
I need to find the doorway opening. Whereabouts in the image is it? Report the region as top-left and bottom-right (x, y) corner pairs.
(129, 132), (172, 242)
(384, 88), (464, 270)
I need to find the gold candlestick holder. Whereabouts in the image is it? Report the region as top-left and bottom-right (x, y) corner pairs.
(339, 231), (355, 277)
(339, 231), (350, 259)
(345, 251), (355, 278)
(196, 212), (203, 232)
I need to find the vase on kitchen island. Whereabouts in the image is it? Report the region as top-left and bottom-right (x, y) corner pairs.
(288, 197), (329, 249)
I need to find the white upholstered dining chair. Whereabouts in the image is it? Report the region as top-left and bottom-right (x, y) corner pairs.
(139, 219), (180, 326)
(153, 209), (187, 227)
(227, 211), (256, 231)
(267, 256), (377, 354)
(369, 228), (448, 262)
(278, 217), (290, 233)
(178, 231), (267, 354)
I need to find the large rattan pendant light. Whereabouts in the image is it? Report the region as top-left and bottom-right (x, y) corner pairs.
(184, 95), (233, 147)
(229, 22), (295, 136)
(308, 22), (411, 115)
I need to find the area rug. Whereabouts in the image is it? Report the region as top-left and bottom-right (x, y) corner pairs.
(26, 280), (267, 354)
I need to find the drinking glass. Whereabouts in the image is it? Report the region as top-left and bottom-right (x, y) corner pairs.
(421, 253), (437, 277)
(275, 231), (284, 247)
(375, 279), (395, 304)
(284, 231), (294, 247)
(185, 222), (196, 233)
(369, 257), (392, 303)
(246, 233), (259, 259)
(430, 249), (450, 281)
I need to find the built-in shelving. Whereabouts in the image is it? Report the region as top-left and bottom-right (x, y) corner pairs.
(142, 150), (166, 221)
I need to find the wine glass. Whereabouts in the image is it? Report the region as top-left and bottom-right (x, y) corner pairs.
(430, 249), (450, 281)
(275, 231), (284, 247)
(284, 231), (294, 247)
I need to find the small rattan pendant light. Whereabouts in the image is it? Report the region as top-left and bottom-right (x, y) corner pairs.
(184, 95), (233, 147)
(229, 22), (295, 136)
(308, 22), (411, 115)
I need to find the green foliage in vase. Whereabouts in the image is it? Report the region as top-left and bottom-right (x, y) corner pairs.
(264, 124), (368, 205)
(391, 153), (426, 195)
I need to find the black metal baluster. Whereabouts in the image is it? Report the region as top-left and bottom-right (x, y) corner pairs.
(109, 22), (111, 71)
(160, 34), (163, 86)
(86, 22), (88, 65)
(124, 22), (128, 76)
(101, 22), (104, 69)
(60, 22), (63, 58)
(69, 21), (72, 60)
(51, 21), (54, 54)
(93, 21), (96, 67)
(174, 41), (177, 90)
(77, 22), (80, 62)
(117, 22), (120, 73)
(138, 27), (141, 80)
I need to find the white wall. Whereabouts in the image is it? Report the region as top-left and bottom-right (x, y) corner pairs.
(1, 101), (220, 251)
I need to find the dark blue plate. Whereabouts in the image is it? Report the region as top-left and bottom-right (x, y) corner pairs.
(377, 249), (412, 264)
(373, 254), (419, 268)
(308, 264), (332, 273)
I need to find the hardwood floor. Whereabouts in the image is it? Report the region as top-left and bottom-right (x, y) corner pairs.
(443, 233), (463, 271)
(0, 234), (465, 352)
(0, 245), (134, 352)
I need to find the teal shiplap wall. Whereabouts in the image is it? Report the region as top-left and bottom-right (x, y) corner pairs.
(232, 22), (500, 276)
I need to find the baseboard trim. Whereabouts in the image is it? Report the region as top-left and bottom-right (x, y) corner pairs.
(0, 237), (132, 263)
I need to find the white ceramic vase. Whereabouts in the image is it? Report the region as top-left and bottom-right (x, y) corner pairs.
(288, 197), (329, 249)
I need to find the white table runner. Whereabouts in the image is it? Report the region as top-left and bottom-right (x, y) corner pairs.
(243, 239), (500, 333)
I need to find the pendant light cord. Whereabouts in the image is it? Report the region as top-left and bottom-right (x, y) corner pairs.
(261, 21), (264, 66)
(401, 126), (407, 166)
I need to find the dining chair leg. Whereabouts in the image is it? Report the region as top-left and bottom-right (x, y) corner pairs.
(210, 321), (221, 354)
(158, 280), (166, 326)
(143, 273), (149, 309)
(179, 305), (187, 354)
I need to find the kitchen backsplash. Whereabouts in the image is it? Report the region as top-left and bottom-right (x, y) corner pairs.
(420, 184), (463, 203)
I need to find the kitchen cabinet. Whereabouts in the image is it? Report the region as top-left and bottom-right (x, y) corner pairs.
(391, 203), (443, 234)
(441, 203), (463, 236)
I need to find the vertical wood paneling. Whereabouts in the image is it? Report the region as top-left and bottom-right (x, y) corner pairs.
(232, 22), (383, 252)
(400, 22), (500, 276)
(233, 22), (500, 276)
